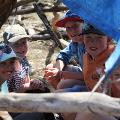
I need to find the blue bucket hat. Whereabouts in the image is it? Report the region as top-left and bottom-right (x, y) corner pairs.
(0, 43), (18, 63)
(55, 10), (84, 27)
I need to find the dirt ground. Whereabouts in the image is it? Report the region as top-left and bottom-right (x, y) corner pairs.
(27, 40), (58, 79)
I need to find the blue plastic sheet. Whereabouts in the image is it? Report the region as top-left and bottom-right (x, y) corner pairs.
(62, 0), (120, 77)
(63, 0), (120, 41)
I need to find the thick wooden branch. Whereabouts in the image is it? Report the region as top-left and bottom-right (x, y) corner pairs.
(16, 0), (37, 7)
(30, 34), (68, 47)
(31, 34), (51, 41)
(12, 6), (68, 15)
(0, 92), (120, 117)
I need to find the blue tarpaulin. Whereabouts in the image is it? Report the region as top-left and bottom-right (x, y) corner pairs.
(62, 0), (120, 41)
(62, 0), (120, 77)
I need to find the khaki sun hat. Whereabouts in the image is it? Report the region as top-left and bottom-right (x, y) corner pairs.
(3, 24), (30, 44)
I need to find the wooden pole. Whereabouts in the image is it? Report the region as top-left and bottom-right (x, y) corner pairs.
(16, 0), (37, 7)
(0, 92), (120, 117)
(33, 3), (63, 49)
(12, 6), (68, 15)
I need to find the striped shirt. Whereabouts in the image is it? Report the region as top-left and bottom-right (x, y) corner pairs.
(7, 57), (31, 92)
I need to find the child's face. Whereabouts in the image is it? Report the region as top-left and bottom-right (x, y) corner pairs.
(12, 38), (28, 57)
(84, 33), (108, 58)
(111, 67), (120, 92)
(0, 58), (19, 81)
(65, 21), (83, 43)
(111, 67), (120, 80)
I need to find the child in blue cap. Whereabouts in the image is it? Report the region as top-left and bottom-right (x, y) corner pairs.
(0, 43), (19, 86)
(3, 24), (46, 93)
(45, 11), (86, 91)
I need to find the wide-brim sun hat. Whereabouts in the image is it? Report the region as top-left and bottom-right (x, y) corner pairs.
(0, 43), (18, 63)
(55, 10), (84, 27)
(3, 24), (30, 44)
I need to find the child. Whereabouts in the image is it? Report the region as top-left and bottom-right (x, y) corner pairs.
(44, 10), (86, 90)
(74, 24), (118, 120)
(0, 43), (19, 87)
(82, 24), (118, 95)
(3, 24), (46, 92)
(110, 66), (120, 98)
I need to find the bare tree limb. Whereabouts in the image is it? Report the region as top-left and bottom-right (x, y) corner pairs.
(12, 6), (68, 15)
(0, 92), (120, 117)
(16, 0), (37, 7)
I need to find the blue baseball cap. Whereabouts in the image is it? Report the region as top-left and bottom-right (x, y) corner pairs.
(55, 10), (84, 27)
(0, 43), (18, 63)
(82, 24), (105, 35)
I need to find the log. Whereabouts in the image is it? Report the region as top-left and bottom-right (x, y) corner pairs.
(16, 0), (37, 7)
(0, 92), (120, 117)
(30, 34), (51, 40)
(12, 6), (68, 15)
(30, 34), (68, 47)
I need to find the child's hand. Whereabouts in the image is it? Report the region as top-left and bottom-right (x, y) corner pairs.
(44, 68), (59, 79)
(45, 63), (59, 78)
(45, 63), (54, 69)
(44, 67), (60, 88)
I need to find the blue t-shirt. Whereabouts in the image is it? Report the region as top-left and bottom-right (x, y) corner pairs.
(57, 42), (85, 69)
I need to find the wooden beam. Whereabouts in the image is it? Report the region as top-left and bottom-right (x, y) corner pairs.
(0, 92), (120, 117)
(30, 34), (51, 41)
(16, 0), (37, 7)
(12, 6), (68, 15)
